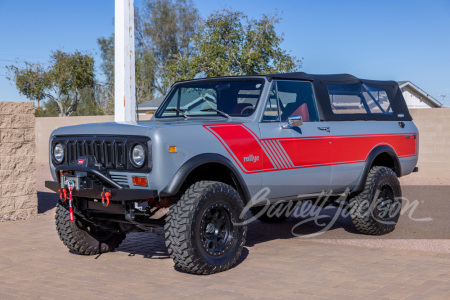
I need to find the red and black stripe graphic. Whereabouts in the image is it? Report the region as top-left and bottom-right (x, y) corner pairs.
(203, 124), (416, 174)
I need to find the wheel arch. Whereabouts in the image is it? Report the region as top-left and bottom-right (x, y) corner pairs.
(159, 153), (251, 203)
(352, 145), (401, 194)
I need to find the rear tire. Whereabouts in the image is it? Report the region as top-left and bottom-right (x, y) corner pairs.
(349, 166), (402, 235)
(55, 200), (125, 255)
(164, 181), (247, 275)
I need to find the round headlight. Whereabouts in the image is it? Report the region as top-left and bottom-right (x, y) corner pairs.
(53, 143), (64, 163)
(131, 144), (145, 167)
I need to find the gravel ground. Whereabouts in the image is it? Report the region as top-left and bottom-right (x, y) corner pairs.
(4, 163), (448, 254)
(0, 211), (52, 222)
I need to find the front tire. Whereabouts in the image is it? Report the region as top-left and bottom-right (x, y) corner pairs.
(164, 181), (247, 275)
(55, 200), (125, 255)
(349, 166), (402, 235)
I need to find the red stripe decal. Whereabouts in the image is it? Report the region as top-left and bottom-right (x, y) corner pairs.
(204, 123), (416, 174)
(261, 140), (281, 169)
(204, 124), (275, 173)
(268, 140), (289, 169)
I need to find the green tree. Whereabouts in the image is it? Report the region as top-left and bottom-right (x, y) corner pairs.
(35, 98), (59, 117)
(139, 0), (199, 95)
(97, 35), (115, 86)
(97, 35), (116, 114)
(97, 0), (200, 105)
(7, 50), (96, 117)
(97, 34), (156, 111)
(72, 87), (105, 116)
(166, 9), (301, 82)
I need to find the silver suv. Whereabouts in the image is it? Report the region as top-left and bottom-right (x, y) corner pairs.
(46, 72), (419, 274)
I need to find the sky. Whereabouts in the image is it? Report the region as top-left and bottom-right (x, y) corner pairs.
(0, 0), (449, 106)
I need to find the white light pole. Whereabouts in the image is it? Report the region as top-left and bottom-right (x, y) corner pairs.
(115, 0), (136, 122)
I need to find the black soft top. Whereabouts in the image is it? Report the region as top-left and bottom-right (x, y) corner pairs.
(176, 72), (412, 121)
(266, 71), (397, 86)
(265, 72), (411, 121)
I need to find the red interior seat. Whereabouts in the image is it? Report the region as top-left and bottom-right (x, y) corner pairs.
(290, 103), (310, 122)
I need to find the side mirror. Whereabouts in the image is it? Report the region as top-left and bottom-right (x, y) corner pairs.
(282, 115), (303, 129)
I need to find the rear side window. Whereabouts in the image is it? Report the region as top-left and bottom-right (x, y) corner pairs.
(328, 83), (392, 115)
(363, 85), (391, 114)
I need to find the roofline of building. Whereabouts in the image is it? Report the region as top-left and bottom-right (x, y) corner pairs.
(398, 81), (442, 107)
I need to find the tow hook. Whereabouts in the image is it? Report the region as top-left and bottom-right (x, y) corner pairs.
(58, 188), (68, 202)
(101, 191), (111, 207)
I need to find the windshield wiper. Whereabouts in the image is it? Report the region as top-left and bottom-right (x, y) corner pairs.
(164, 108), (189, 119)
(200, 107), (230, 118)
(200, 98), (230, 118)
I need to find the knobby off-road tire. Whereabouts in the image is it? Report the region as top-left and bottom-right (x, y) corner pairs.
(349, 166), (402, 235)
(250, 202), (292, 223)
(164, 181), (247, 275)
(55, 200), (126, 255)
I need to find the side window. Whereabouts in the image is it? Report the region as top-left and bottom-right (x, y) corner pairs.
(262, 83), (280, 121)
(276, 81), (319, 122)
(328, 84), (392, 115)
(363, 84), (392, 114)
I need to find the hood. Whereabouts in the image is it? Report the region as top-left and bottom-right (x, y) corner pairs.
(51, 118), (250, 137)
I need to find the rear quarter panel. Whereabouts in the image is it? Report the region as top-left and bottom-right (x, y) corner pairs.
(329, 120), (418, 191)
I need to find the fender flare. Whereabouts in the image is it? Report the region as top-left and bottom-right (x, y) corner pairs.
(159, 153), (251, 202)
(351, 145), (402, 194)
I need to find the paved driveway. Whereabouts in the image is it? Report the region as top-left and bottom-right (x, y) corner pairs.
(0, 213), (449, 300)
(0, 166), (448, 299)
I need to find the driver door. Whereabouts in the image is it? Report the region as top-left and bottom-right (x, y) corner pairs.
(259, 81), (332, 201)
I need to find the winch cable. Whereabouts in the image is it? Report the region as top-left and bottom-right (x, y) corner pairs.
(68, 185), (74, 222)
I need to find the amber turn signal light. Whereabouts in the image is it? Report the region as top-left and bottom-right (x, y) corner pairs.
(132, 176), (148, 186)
(169, 146), (177, 153)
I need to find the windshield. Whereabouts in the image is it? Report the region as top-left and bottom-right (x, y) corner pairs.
(157, 80), (265, 118)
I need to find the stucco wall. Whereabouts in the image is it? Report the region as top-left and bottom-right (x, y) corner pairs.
(409, 108), (450, 178)
(0, 102), (37, 216)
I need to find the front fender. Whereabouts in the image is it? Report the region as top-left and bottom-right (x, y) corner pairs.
(159, 153), (251, 202)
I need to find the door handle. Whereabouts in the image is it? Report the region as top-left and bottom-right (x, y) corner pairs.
(317, 127), (330, 132)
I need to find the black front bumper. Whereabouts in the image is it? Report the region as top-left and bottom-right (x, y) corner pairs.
(45, 166), (157, 201)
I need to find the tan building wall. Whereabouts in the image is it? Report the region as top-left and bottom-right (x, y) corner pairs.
(0, 102), (37, 216)
(34, 109), (450, 179)
(409, 108), (450, 179)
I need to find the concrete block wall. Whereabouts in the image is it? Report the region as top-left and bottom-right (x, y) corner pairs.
(409, 108), (450, 179)
(0, 102), (37, 216)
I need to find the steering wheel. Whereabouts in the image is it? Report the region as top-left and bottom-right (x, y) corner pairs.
(240, 106), (255, 115)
